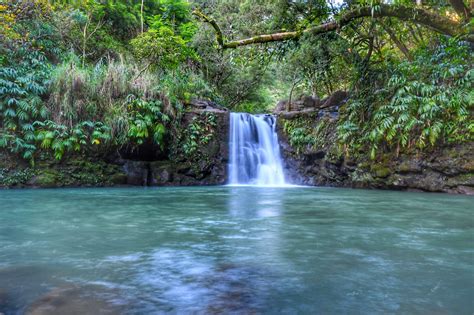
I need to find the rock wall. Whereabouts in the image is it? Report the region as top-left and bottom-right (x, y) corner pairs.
(0, 104), (229, 188)
(277, 107), (474, 195)
(121, 107), (229, 186)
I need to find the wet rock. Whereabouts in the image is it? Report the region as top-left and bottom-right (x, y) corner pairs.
(122, 161), (149, 186)
(303, 151), (326, 164)
(277, 111), (473, 194)
(456, 185), (474, 195)
(25, 285), (121, 315)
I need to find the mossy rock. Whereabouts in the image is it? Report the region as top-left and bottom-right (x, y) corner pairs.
(397, 160), (422, 173)
(370, 163), (391, 178)
(109, 173), (128, 185)
(32, 170), (60, 187)
(462, 160), (474, 172)
(349, 170), (375, 186)
(0, 168), (35, 186)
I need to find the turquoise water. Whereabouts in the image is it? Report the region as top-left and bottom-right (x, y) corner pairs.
(0, 187), (473, 314)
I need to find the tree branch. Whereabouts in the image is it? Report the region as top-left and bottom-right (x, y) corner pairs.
(192, 8), (224, 47)
(195, 4), (472, 49)
(381, 22), (413, 61)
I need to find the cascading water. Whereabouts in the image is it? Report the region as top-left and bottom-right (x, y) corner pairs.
(228, 113), (287, 186)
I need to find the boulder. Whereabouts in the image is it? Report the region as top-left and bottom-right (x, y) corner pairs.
(122, 160), (149, 186)
(303, 95), (321, 108)
(273, 95), (320, 113)
(320, 90), (348, 109)
(186, 99), (228, 112)
(273, 100), (288, 113)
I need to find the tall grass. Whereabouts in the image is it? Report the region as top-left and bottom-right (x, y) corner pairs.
(47, 55), (217, 147)
(48, 55), (163, 127)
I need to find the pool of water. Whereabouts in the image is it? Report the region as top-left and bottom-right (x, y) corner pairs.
(0, 187), (473, 314)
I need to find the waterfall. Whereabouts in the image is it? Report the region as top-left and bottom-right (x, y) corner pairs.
(228, 113), (287, 186)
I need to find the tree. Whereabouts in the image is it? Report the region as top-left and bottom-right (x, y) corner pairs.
(130, 23), (193, 73)
(193, 4), (473, 49)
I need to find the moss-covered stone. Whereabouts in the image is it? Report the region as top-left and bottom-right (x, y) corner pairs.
(370, 164), (391, 178)
(32, 170), (60, 187)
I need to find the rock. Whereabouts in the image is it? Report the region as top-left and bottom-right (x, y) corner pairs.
(302, 95), (316, 108)
(108, 173), (127, 185)
(303, 151), (326, 164)
(279, 109), (318, 119)
(277, 112), (474, 194)
(456, 185), (474, 195)
(397, 160), (422, 173)
(320, 90), (348, 109)
(371, 164), (391, 178)
(186, 99), (228, 112)
(274, 95), (320, 113)
(29, 170), (60, 188)
(273, 100), (288, 113)
(149, 161), (175, 185)
(122, 161), (149, 186)
(25, 286), (121, 315)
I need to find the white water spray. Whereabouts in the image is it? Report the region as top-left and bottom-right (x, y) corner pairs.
(228, 113), (286, 186)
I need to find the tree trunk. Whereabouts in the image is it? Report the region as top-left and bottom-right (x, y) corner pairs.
(381, 23), (413, 61)
(140, 0), (144, 34)
(288, 77), (301, 112)
(82, 21), (88, 68)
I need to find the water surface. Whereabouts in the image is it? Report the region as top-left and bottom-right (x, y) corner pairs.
(0, 187), (473, 314)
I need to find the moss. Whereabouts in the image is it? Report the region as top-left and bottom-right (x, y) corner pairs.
(34, 170), (60, 187)
(370, 163), (392, 178)
(398, 161), (412, 173)
(455, 172), (474, 182)
(357, 161), (371, 170)
(462, 160), (474, 172)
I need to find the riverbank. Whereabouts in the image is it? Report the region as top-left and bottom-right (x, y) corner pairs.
(1, 98), (472, 194)
(0, 103), (229, 189)
(276, 94), (473, 195)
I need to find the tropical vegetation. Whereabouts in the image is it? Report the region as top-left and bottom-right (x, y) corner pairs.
(0, 0), (472, 163)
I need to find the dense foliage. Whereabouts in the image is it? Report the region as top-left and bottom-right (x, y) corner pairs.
(0, 0), (472, 163)
(339, 39), (473, 158)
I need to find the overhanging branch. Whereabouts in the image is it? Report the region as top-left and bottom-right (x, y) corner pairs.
(192, 8), (224, 47)
(194, 4), (472, 49)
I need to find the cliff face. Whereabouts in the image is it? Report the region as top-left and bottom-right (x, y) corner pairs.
(0, 103), (229, 188)
(276, 104), (474, 195)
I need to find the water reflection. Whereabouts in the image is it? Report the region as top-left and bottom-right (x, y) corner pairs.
(227, 187), (284, 218)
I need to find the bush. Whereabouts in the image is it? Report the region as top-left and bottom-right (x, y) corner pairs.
(338, 39), (473, 159)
